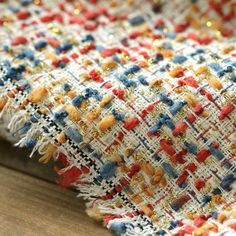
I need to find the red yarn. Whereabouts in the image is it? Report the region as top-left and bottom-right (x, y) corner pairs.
(219, 103), (235, 120)
(11, 36), (28, 46)
(58, 166), (82, 187)
(40, 14), (54, 23)
(183, 76), (199, 88)
(47, 37), (60, 48)
(100, 47), (121, 57)
(196, 149), (211, 163)
(160, 139), (176, 156)
(123, 117), (140, 130)
(176, 170), (189, 185)
(112, 88), (125, 99)
(16, 10), (30, 20)
(174, 22), (189, 33)
(172, 121), (188, 136)
(195, 178), (206, 190)
(193, 215), (207, 227)
(89, 69), (103, 82)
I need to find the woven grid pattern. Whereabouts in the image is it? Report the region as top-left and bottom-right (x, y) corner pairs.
(0, 0), (236, 235)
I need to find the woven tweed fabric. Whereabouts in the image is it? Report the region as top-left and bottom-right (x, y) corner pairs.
(0, 0), (236, 235)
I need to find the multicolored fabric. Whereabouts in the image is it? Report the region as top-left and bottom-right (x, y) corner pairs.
(0, 0), (236, 235)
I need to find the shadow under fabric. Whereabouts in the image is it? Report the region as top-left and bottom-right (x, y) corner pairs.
(0, 0), (236, 235)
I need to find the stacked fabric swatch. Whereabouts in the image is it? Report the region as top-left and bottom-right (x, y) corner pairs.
(0, 0), (236, 235)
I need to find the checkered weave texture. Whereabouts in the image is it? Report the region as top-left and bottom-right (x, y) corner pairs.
(0, 0), (236, 235)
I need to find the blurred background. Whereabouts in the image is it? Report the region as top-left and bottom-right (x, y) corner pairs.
(0, 139), (112, 236)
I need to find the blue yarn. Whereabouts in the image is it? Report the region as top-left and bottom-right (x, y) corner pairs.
(5, 68), (18, 80)
(112, 55), (120, 63)
(198, 55), (205, 63)
(100, 161), (118, 179)
(152, 153), (161, 161)
(94, 175), (103, 185)
(93, 152), (102, 159)
(149, 122), (162, 133)
(20, 0), (32, 6)
(159, 113), (167, 124)
(63, 83), (71, 92)
(3, 45), (9, 52)
(231, 62), (236, 67)
(225, 65), (233, 73)
(20, 121), (32, 134)
(59, 62), (66, 68)
(230, 74), (236, 82)
(129, 15), (145, 26)
(209, 147), (224, 161)
(112, 110), (124, 121)
(138, 75), (149, 85)
(168, 220), (180, 230)
(155, 229), (166, 235)
(210, 53), (221, 59)
(17, 52), (26, 59)
(124, 65), (141, 75)
(83, 144), (93, 153)
(211, 211), (218, 219)
(159, 66), (166, 72)
(164, 118), (175, 129)
(23, 49), (35, 61)
(220, 173), (236, 190)
(32, 112), (41, 119)
(2, 65), (25, 81)
(33, 59), (41, 66)
(184, 141), (197, 154)
(8, 5), (19, 13)
(16, 65), (26, 73)
(208, 62), (223, 72)
(54, 111), (68, 125)
(34, 40), (47, 50)
(223, 58), (231, 63)
(3, 60), (11, 67)
(66, 127), (83, 144)
(123, 79), (137, 87)
(202, 195), (212, 204)
(159, 114), (175, 129)
(109, 221), (127, 236)
(82, 34), (95, 42)
(165, 119), (175, 130)
(30, 114), (39, 123)
(223, 162), (232, 169)
(0, 79), (4, 86)
(25, 139), (36, 149)
(162, 162), (178, 179)
(170, 202), (182, 212)
(196, 48), (204, 54)
(72, 95), (85, 107)
(116, 73), (127, 82)
(85, 88), (98, 98)
(169, 101), (185, 115)
(159, 93), (174, 106)
(212, 188), (221, 195)
(95, 45), (104, 52)
(217, 70), (225, 77)
(165, 32), (176, 39)
(179, 182), (188, 189)
(163, 43), (173, 50)
(58, 43), (73, 53)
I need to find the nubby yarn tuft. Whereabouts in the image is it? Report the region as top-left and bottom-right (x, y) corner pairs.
(0, 0), (236, 235)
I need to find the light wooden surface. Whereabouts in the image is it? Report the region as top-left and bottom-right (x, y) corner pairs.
(0, 165), (113, 236)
